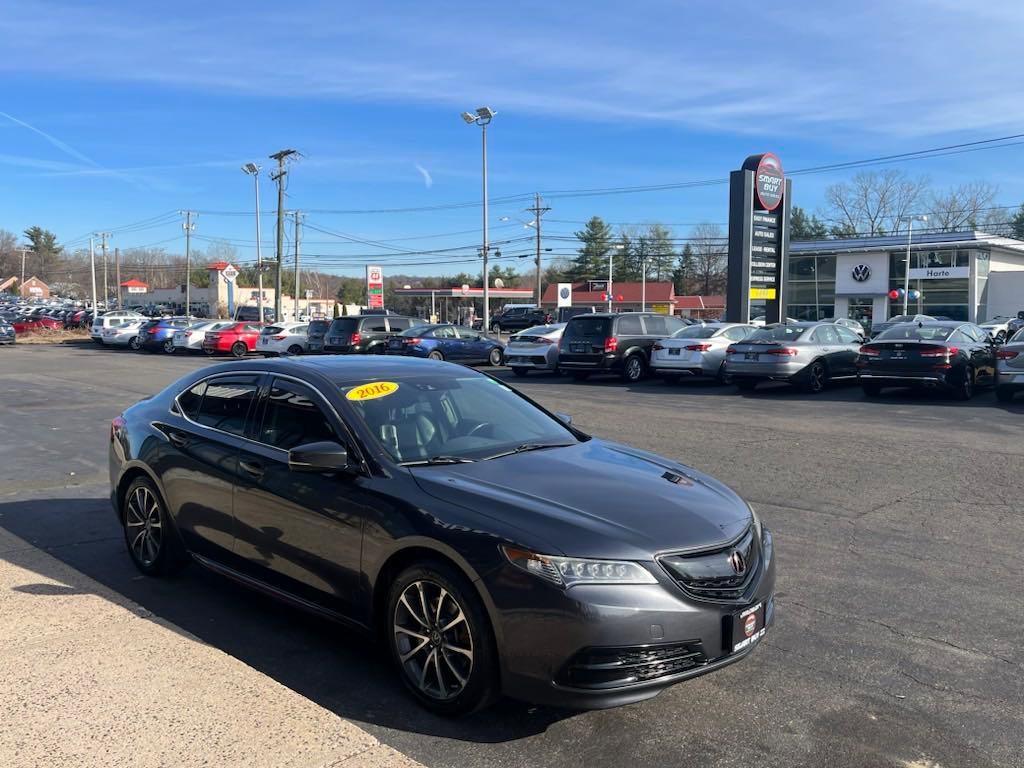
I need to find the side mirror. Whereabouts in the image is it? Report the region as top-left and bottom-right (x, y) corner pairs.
(288, 441), (351, 472)
(554, 411), (573, 426)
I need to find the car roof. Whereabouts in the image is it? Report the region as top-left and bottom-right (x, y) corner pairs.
(190, 355), (478, 388)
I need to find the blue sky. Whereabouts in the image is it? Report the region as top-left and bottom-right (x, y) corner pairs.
(3, 0), (1024, 276)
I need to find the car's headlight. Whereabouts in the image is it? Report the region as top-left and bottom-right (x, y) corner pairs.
(501, 546), (657, 587)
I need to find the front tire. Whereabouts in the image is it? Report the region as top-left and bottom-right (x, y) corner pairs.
(121, 477), (187, 577)
(230, 341), (248, 358)
(488, 347), (504, 367)
(387, 562), (497, 716)
(128, 336), (141, 351)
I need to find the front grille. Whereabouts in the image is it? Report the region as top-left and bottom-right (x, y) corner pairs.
(560, 641), (707, 689)
(658, 527), (760, 603)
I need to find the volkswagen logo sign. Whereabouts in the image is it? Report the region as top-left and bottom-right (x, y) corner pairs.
(727, 550), (746, 575)
(852, 264), (872, 282)
(559, 286), (570, 299)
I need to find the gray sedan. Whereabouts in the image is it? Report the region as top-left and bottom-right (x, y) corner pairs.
(724, 322), (863, 393)
(650, 322), (755, 383)
(505, 323), (565, 376)
(996, 328), (1024, 402)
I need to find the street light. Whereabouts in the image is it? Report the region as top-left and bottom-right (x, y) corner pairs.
(608, 244), (625, 312)
(902, 214), (929, 315)
(462, 106), (496, 331)
(242, 163), (264, 322)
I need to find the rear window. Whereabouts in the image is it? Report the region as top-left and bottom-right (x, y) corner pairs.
(875, 325), (954, 341)
(402, 325), (435, 337)
(565, 317), (610, 338)
(329, 318), (359, 334)
(672, 326), (718, 339)
(748, 325), (810, 342)
(387, 317), (413, 332)
(308, 320), (330, 333)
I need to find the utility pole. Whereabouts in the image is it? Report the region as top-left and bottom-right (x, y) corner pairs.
(96, 232), (111, 307)
(270, 149), (298, 322)
(89, 237), (97, 311)
(292, 210), (302, 321)
(16, 247), (31, 292)
(115, 247), (122, 309)
(527, 193), (550, 307)
(180, 212), (196, 317)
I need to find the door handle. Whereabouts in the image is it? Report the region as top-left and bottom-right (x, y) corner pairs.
(167, 431), (189, 449)
(239, 459), (265, 478)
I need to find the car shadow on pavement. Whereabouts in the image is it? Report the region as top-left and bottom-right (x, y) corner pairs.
(0, 495), (574, 744)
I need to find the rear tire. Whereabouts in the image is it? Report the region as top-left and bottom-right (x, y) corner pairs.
(802, 361), (828, 394)
(230, 341), (247, 358)
(511, 367), (529, 377)
(622, 354), (646, 382)
(386, 562), (498, 716)
(163, 339), (174, 354)
(121, 476), (188, 578)
(428, 350), (444, 361)
(128, 336), (141, 351)
(287, 344), (303, 355)
(952, 366), (974, 401)
(715, 361), (731, 385)
(996, 385), (1014, 402)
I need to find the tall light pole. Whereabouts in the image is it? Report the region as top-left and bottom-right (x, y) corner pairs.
(242, 163), (264, 322)
(88, 238), (97, 311)
(641, 254), (648, 312)
(180, 212), (196, 317)
(608, 244), (625, 312)
(902, 214), (928, 315)
(462, 107), (496, 331)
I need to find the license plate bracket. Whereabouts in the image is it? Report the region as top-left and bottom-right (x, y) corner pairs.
(668, 348), (681, 356)
(745, 352), (758, 361)
(730, 602), (766, 652)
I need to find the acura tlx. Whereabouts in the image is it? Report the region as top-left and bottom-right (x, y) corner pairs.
(109, 355), (775, 715)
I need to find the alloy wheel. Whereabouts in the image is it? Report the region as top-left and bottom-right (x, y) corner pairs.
(488, 347), (503, 366)
(393, 580), (474, 701)
(125, 485), (162, 568)
(625, 356), (643, 381)
(808, 363), (826, 393)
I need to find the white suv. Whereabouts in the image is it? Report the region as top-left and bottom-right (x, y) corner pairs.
(256, 322), (309, 356)
(90, 311), (145, 343)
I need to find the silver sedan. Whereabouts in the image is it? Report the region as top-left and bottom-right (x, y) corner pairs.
(724, 322), (863, 393)
(650, 322), (755, 383)
(996, 328), (1024, 402)
(505, 323), (565, 377)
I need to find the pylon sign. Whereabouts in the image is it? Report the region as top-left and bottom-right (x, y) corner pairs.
(366, 265), (384, 309)
(726, 153), (792, 323)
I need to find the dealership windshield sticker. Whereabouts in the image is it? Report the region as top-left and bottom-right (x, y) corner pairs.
(346, 381), (399, 401)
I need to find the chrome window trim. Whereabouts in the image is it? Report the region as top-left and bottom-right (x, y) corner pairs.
(171, 369), (370, 474)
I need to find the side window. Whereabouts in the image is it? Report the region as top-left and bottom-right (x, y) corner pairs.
(258, 379), (337, 451)
(364, 319), (388, 333)
(294, 325), (308, 334)
(617, 314), (643, 335)
(387, 317), (412, 332)
(177, 381), (206, 419)
(455, 327), (480, 340)
(433, 326), (456, 339)
(834, 326), (860, 344)
(642, 315), (669, 336)
(812, 326), (840, 344)
(193, 376), (260, 436)
(244, 324), (261, 332)
(722, 326), (750, 341)
(664, 316), (686, 334)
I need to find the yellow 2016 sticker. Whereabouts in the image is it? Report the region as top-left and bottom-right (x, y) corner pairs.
(346, 381), (399, 401)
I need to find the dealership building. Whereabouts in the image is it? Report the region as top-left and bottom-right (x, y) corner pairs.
(787, 230), (1024, 328)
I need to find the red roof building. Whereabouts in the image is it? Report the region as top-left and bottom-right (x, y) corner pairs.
(541, 281), (677, 313)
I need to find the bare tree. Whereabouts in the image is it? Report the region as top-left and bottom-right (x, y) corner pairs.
(824, 170), (929, 236)
(927, 182), (998, 232)
(689, 222), (727, 295)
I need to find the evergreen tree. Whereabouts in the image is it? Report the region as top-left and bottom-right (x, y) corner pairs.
(645, 223), (675, 281)
(672, 244), (695, 294)
(569, 216), (613, 281)
(790, 206), (829, 240)
(1009, 204), (1024, 241)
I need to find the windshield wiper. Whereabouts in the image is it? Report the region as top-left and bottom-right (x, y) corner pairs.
(483, 443), (574, 461)
(400, 455), (476, 466)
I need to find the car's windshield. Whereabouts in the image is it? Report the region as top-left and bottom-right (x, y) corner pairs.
(747, 325), (809, 342)
(671, 325), (717, 339)
(875, 325), (954, 341)
(341, 375), (580, 464)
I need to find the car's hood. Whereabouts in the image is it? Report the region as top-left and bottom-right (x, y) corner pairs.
(409, 439), (751, 560)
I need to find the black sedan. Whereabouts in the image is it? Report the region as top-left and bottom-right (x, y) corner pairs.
(109, 356), (774, 714)
(856, 321), (997, 399)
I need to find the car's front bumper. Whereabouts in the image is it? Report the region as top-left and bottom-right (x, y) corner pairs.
(484, 531), (776, 709)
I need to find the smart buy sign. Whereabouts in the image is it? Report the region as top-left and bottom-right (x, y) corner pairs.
(366, 265), (384, 309)
(754, 153), (784, 212)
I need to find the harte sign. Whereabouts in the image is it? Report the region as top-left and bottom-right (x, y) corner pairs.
(754, 153), (784, 212)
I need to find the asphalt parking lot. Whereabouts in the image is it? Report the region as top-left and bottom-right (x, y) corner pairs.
(1, 344), (1022, 768)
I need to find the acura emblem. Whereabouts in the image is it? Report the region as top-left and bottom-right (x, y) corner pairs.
(728, 550), (746, 575)
(852, 264), (872, 282)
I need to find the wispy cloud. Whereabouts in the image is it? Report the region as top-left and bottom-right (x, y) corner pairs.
(414, 163), (433, 188)
(0, 110), (100, 167)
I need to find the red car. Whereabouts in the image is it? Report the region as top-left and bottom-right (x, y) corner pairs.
(202, 322), (262, 357)
(13, 315), (62, 334)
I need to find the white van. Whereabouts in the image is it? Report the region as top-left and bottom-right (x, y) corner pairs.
(90, 311), (145, 343)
